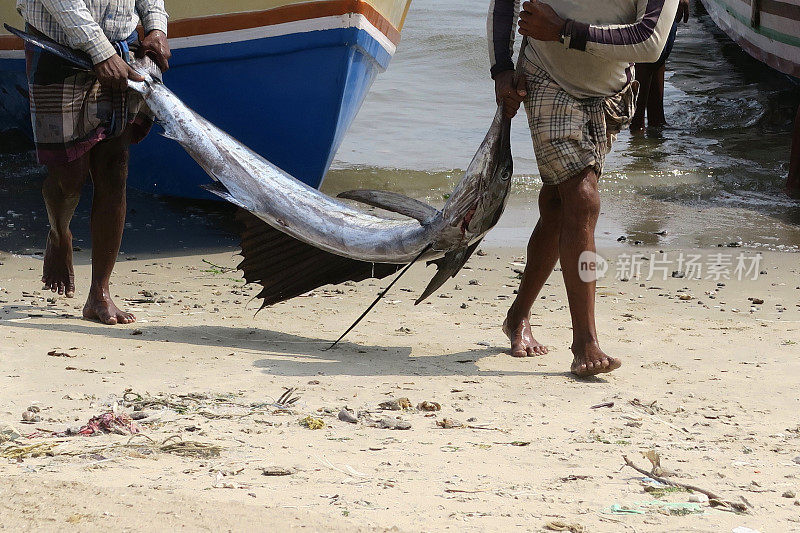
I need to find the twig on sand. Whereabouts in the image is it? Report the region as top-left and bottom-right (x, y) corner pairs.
(201, 259), (235, 273)
(622, 455), (747, 512)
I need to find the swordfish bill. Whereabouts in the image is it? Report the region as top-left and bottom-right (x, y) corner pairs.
(9, 25), (515, 307)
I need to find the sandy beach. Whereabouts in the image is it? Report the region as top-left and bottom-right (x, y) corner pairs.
(1, 244), (799, 532)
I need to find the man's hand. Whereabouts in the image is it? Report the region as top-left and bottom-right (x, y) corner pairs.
(518, 1), (564, 42)
(495, 70), (527, 119)
(137, 30), (171, 72)
(94, 54), (144, 91)
(676, 0), (690, 23)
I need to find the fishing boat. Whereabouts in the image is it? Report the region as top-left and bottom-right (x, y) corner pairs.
(0, 0), (412, 198)
(699, 0), (800, 79)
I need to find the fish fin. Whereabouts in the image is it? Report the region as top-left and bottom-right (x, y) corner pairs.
(415, 240), (483, 304)
(4, 24), (92, 70)
(235, 209), (403, 309)
(159, 129), (179, 142)
(201, 182), (247, 208)
(337, 190), (439, 223)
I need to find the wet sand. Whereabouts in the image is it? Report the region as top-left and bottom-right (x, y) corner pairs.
(1, 245), (799, 531)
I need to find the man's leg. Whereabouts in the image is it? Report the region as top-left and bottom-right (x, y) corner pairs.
(786, 104), (800, 198)
(42, 157), (90, 297)
(504, 185), (561, 357)
(630, 63), (655, 133)
(557, 168), (621, 377)
(646, 64), (667, 128)
(82, 133), (135, 325)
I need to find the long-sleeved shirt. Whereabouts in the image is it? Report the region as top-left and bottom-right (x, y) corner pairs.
(488, 0), (679, 98)
(17, 0), (168, 65)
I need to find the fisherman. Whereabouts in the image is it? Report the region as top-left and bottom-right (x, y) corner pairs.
(16, 0), (170, 324)
(630, 0), (689, 132)
(489, 0), (678, 376)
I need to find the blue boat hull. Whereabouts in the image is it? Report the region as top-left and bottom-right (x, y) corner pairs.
(0, 25), (390, 198)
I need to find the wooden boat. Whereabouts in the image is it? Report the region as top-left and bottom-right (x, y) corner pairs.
(0, 1), (412, 198)
(699, 0), (800, 79)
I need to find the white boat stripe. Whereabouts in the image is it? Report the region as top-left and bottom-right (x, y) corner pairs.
(168, 14), (396, 56)
(759, 11), (800, 39)
(0, 14), (396, 61)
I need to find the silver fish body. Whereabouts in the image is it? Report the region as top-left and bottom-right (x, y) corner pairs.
(127, 56), (513, 303)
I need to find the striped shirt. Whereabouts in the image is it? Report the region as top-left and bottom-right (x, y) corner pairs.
(488, 0), (679, 98)
(16, 0), (168, 65)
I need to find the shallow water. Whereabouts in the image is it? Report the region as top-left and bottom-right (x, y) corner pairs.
(0, 0), (798, 254)
(332, 0), (800, 250)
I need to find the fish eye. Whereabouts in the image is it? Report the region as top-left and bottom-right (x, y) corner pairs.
(501, 169), (511, 181)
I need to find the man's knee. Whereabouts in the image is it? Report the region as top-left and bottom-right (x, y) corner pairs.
(538, 185), (562, 221)
(558, 168), (600, 221)
(91, 141), (130, 192)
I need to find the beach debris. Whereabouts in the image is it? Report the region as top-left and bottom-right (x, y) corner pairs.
(436, 418), (464, 429)
(338, 409), (358, 424)
(0, 423), (22, 444)
(160, 439), (220, 458)
(127, 434), (221, 458)
(622, 455), (746, 512)
(74, 412), (140, 436)
(782, 490), (796, 498)
(374, 417), (411, 430)
(21, 406), (41, 423)
(262, 466), (297, 476)
(748, 297), (764, 305)
(0, 441), (56, 460)
(417, 401), (441, 412)
(379, 398), (412, 411)
(544, 521), (584, 533)
(299, 416), (325, 430)
(643, 450), (664, 476)
(591, 401), (614, 409)
(47, 350), (75, 358)
(605, 504), (645, 515)
(316, 454), (369, 478)
(275, 388), (301, 409)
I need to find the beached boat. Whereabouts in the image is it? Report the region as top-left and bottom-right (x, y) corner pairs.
(699, 0), (800, 79)
(0, 1), (411, 198)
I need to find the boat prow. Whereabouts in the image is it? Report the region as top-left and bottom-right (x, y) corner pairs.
(0, 0), (413, 198)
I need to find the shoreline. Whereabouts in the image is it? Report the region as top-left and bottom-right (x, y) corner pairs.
(2, 246), (799, 531)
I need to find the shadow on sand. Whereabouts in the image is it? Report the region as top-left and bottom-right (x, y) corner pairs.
(0, 304), (603, 381)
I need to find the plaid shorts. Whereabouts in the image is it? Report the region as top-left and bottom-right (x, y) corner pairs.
(522, 61), (638, 186)
(25, 26), (152, 166)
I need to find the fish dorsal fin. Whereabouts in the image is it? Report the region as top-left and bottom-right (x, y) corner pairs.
(337, 190), (439, 223)
(234, 209), (402, 309)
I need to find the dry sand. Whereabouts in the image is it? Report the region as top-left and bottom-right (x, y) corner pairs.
(1, 245), (799, 532)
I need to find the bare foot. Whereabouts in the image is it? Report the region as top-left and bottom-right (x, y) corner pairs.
(41, 230), (75, 297)
(503, 315), (548, 357)
(571, 341), (621, 377)
(83, 289), (135, 325)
